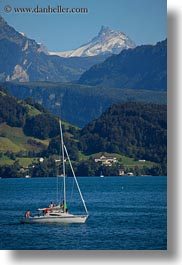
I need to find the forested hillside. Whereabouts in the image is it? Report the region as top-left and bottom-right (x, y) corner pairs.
(0, 84), (79, 177)
(0, 85), (59, 140)
(5, 81), (167, 127)
(0, 85), (167, 177)
(79, 40), (167, 91)
(80, 102), (167, 171)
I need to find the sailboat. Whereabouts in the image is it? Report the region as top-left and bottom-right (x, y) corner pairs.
(100, 172), (104, 178)
(22, 120), (89, 224)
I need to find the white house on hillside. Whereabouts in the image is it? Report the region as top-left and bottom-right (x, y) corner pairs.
(94, 155), (118, 166)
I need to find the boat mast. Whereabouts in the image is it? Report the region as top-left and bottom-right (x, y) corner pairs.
(59, 119), (66, 211)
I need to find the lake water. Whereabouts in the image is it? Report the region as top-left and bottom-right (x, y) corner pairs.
(0, 176), (167, 250)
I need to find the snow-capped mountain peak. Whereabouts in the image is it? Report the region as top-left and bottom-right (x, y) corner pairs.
(50, 26), (136, 58)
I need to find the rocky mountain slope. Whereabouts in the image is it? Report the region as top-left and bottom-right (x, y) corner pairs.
(0, 15), (106, 82)
(79, 39), (167, 91)
(50, 26), (136, 57)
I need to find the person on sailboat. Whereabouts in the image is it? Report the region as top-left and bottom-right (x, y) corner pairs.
(49, 201), (54, 208)
(60, 200), (64, 207)
(43, 208), (50, 215)
(60, 200), (68, 213)
(25, 210), (30, 218)
(60, 200), (64, 211)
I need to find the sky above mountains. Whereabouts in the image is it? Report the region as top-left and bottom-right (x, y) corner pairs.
(0, 0), (166, 52)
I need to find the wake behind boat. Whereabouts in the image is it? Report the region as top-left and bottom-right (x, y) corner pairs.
(21, 119), (89, 224)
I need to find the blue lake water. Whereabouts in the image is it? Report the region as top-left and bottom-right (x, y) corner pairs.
(0, 176), (167, 250)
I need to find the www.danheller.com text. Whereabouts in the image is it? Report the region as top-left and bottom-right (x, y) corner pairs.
(4, 4), (89, 14)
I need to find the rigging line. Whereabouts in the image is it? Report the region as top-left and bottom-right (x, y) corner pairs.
(64, 144), (89, 216)
(57, 144), (64, 203)
(55, 161), (59, 203)
(59, 119), (66, 209)
(60, 177), (64, 202)
(69, 175), (75, 205)
(56, 138), (62, 203)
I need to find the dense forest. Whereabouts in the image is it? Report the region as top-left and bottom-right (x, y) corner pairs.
(79, 40), (167, 91)
(79, 102), (167, 170)
(0, 85), (167, 177)
(0, 88), (27, 127)
(5, 81), (167, 127)
(0, 85), (59, 139)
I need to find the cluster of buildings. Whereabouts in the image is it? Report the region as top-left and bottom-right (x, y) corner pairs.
(94, 155), (118, 166)
(94, 155), (134, 176)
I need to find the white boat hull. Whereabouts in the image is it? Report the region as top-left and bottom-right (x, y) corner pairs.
(22, 213), (88, 224)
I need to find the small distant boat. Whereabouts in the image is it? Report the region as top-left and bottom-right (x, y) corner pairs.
(100, 172), (104, 178)
(22, 119), (89, 224)
(25, 175), (31, 178)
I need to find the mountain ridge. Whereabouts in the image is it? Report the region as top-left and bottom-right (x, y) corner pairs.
(50, 25), (136, 57)
(79, 39), (167, 91)
(5, 81), (167, 128)
(0, 15), (108, 82)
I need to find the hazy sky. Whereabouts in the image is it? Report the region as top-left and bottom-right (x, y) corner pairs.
(0, 0), (166, 52)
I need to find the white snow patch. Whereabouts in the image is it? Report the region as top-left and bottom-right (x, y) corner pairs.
(49, 26), (135, 58)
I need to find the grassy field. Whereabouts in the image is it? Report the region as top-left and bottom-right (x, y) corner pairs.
(24, 104), (41, 116)
(0, 156), (36, 167)
(0, 137), (22, 152)
(78, 151), (155, 169)
(0, 123), (49, 153)
(0, 122), (155, 172)
(0, 155), (14, 166)
(16, 157), (36, 167)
